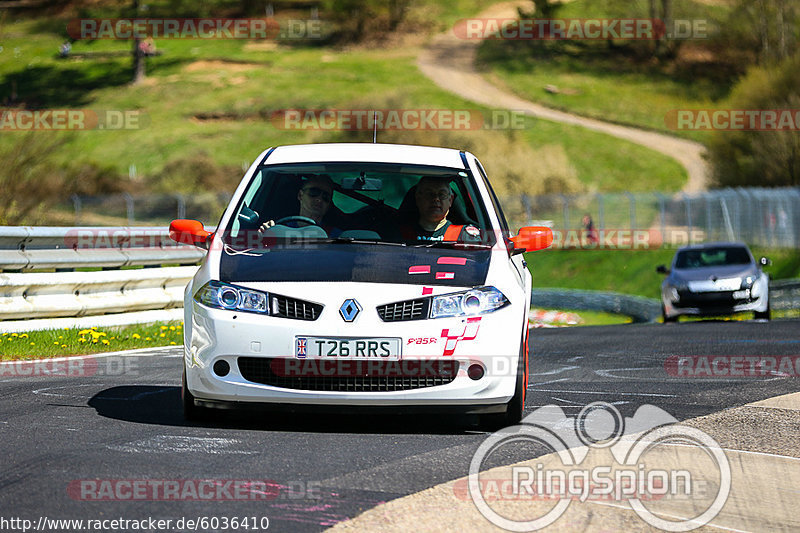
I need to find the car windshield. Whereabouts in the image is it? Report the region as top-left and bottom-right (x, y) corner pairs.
(675, 246), (753, 269)
(224, 162), (496, 249)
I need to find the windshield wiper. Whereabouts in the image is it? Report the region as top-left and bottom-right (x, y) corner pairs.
(318, 237), (407, 247)
(412, 241), (492, 250)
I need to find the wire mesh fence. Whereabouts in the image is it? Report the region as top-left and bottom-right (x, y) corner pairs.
(501, 187), (800, 249)
(43, 187), (800, 249)
(53, 192), (233, 227)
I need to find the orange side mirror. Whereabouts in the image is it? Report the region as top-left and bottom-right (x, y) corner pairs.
(169, 219), (212, 247)
(510, 226), (553, 252)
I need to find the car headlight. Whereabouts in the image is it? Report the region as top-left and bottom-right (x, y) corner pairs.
(194, 281), (268, 314)
(429, 286), (509, 319)
(741, 276), (754, 289)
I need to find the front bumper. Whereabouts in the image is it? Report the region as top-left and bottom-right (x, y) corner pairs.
(662, 285), (768, 318)
(184, 293), (524, 409)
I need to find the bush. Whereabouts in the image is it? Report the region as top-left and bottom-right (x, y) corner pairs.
(146, 151), (242, 193)
(708, 53), (800, 188)
(311, 94), (585, 198)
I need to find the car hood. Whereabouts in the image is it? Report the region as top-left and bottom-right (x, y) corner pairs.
(219, 243), (491, 287)
(670, 264), (758, 283)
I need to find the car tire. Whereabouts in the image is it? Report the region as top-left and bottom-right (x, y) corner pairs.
(662, 306), (678, 323)
(182, 366), (212, 422)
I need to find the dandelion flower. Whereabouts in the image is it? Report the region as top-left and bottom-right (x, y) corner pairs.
(61, 344), (67, 349)
(20, 333), (28, 338)
(101, 339), (110, 345)
(132, 334), (141, 339)
(169, 326), (176, 331)
(79, 329), (92, 335)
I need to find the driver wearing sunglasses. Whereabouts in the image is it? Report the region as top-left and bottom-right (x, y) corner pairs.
(258, 175), (341, 236)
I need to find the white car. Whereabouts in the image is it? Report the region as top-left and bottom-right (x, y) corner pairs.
(170, 143), (552, 428)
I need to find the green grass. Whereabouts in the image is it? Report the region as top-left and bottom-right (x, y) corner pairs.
(1, 13), (688, 205)
(0, 322), (182, 359)
(476, 0), (736, 143)
(527, 247), (800, 300)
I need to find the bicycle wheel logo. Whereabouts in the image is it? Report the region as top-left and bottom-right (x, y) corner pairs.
(468, 402), (730, 531)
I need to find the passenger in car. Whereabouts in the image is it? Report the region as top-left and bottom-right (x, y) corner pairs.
(399, 176), (482, 243)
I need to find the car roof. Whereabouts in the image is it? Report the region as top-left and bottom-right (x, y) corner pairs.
(263, 143), (468, 168)
(675, 242), (750, 252)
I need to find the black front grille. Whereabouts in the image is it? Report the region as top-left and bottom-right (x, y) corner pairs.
(675, 290), (740, 308)
(270, 294), (323, 320)
(237, 357), (457, 392)
(377, 298), (429, 322)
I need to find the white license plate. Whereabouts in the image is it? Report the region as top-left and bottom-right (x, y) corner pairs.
(295, 337), (401, 360)
(688, 278), (741, 292)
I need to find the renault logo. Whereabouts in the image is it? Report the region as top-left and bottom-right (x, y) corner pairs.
(339, 299), (361, 322)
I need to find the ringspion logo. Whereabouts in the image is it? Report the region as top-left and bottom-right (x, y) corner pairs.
(467, 403), (730, 531)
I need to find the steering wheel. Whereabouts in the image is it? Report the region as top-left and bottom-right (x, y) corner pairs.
(274, 216), (320, 227)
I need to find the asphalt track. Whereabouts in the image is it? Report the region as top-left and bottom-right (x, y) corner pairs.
(1, 319), (798, 532)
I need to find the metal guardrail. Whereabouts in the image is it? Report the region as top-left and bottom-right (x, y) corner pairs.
(0, 267), (197, 320)
(0, 226), (205, 323)
(769, 279), (800, 311)
(532, 289), (662, 323)
(0, 226), (797, 326)
(0, 226), (204, 271)
(533, 280), (800, 322)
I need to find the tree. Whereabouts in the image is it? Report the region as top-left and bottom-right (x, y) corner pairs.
(0, 134), (69, 225)
(131, 0), (145, 84)
(722, 0), (798, 65)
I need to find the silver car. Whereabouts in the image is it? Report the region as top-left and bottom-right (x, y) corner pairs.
(657, 242), (770, 322)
